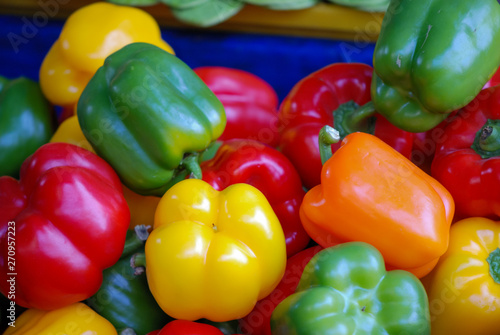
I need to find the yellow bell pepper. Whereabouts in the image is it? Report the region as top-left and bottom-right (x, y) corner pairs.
(3, 303), (116, 335)
(145, 178), (287, 322)
(422, 217), (500, 335)
(39, 2), (174, 109)
(50, 115), (159, 230)
(122, 185), (160, 230)
(50, 115), (94, 153)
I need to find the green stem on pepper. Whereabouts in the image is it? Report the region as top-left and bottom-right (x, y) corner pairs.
(487, 248), (500, 284)
(471, 119), (500, 159)
(121, 225), (150, 259)
(318, 125), (341, 165)
(119, 328), (137, 335)
(333, 101), (377, 139)
(131, 252), (146, 276)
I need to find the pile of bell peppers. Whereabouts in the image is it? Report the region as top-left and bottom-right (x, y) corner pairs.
(1, 1), (500, 334)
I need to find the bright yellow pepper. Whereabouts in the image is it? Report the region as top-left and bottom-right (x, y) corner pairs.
(122, 185), (160, 230)
(50, 115), (159, 230)
(422, 217), (500, 335)
(3, 303), (116, 334)
(145, 178), (287, 322)
(39, 2), (174, 109)
(50, 115), (94, 153)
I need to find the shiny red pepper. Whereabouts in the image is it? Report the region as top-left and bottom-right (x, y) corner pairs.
(411, 114), (456, 175)
(239, 246), (322, 335)
(194, 67), (280, 147)
(432, 85), (500, 220)
(0, 143), (130, 310)
(200, 139), (309, 257)
(148, 320), (231, 335)
(278, 63), (414, 189)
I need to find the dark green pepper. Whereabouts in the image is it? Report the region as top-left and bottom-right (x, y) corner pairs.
(77, 42), (226, 196)
(0, 76), (54, 177)
(271, 242), (430, 335)
(370, 0), (500, 132)
(86, 227), (173, 335)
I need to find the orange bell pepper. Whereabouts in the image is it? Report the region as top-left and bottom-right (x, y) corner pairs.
(300, 126), (454, 278)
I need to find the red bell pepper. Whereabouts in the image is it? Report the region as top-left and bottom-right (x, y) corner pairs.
(414, 66), (500, 175)
(148, 320), (233, 335)
(278, 63), (414, 189)
(200, 139), (309, 257)
(194, 66), (280, 147)
(238, 246), (322, 335)
(0, 142), (130, 310)
(410, 114), (456, 175)
(432, 85), (500, 220)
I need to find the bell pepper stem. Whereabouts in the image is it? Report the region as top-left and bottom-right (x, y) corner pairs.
(120, 329), (137, 335)
(333, 101), (376, 138)
(131, 252), (146, 276)
(200, 140), (223, 162)
(182, 153), (202, 179)
(319, 125), (341, 165)
(487, 248), (500, 284)
(161, 152), (203, 192)
(121, 225), (150, 259)
(471, 119), (500, 158)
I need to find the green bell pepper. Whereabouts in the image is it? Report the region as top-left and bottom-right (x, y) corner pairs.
(371, 0), (500, 132)
(0, 76), (54, 177)
(271, 242), (430, 335)
(86, 226), (173, 335)
(77, 42), (226, 196)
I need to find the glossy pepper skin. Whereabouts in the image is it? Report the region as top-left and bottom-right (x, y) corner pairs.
(3, 303), (117, 335)
(271, 242), (431, 334)
(432, 85), (500, 220)
(0, 142), (130, 310)
(194, 67), (280, 147)
(422, 217), (500, 335)
(78, 42), (226, 196)
(40, 2), (174, 110)
(86, 228), (172, 335)
(0, 76), (54, 177)
(50, 115), (161, 230)
(148, 320), (228, 335)
(372, 0), (500, 132)
(145, 179), (287, 322)
(239, 246), (322, 335)
(200, 139), (309, 257)
(278, 63), (413, 189)
(300, 129), (454, 278)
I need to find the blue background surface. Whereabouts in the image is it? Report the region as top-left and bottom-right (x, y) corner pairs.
(0, 14), (375, 101)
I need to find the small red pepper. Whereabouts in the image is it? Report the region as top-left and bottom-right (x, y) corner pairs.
(278, 63), (413, 189)
(148, 320), (238, 335)
(194, 66), (280, 147)
(239, 246), (322, 335)
(432, 85), (500, 220)
(0, 143), (130, 310)
(200, 139), (309, 257)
